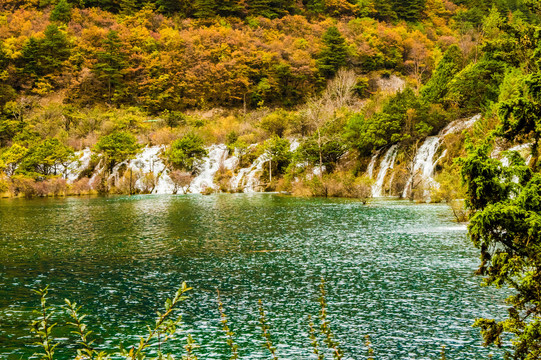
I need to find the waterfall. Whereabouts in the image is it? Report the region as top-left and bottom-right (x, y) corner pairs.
(152, 171), (175, 194)
(189, 145), (229, 193)
(394, 114), (481, 200)
(102, 146), (175, 194)
(229, 139), (297, 193)
(130, 146), (174, 194)
(66, 148), (92, 182)
(66, 144), (235, 194)
(223, 154), (239, 171)
(372, 145), (398, 197)
(62, 139), (296, 194)
(401, 137), (444, 199)
(130, 146), (163, 174)
(60, 115), (484, 197)
(366, 150), (380, 179)
(230, 151), (269, 193)
(440, 114), (481, 136)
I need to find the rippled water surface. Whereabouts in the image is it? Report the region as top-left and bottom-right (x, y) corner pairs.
(0, 194), (508, 359)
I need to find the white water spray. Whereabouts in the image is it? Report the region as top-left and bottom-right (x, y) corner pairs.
(189, 145), (229, 193)
(230, 150), (269, 193)
(65, 148), (92, 182)
(372, 145), (398, 197)
(401, 137), (444, 199)
(366, 150), (380, 179)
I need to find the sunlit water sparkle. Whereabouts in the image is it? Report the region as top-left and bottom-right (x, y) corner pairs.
(0, 195), (508, 359)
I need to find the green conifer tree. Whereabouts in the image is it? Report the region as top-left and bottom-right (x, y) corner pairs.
(120, 0), (138, 15)
(460, 34), (541, 359)
(19, 37), (42, 78)
(372, 0), (397, 22)
(317, 26), (348, 78)
(421, 44), (463, 103)
(40, 24), (71, 75)
(50, 0), (71, 23)
(246, 0), (292, 18)
(93, 31), (127, 103)
(392, 0), (425, 21)
(216, 0), (244, 17)
(18, 25), (70, 83)
(194, 0), (217, 18)
(306, 0), (325, 15)
(156, 0), (194, 16)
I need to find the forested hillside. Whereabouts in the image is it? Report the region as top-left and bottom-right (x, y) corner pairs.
(0, 0), (463, 111)
(0, 0), (539, 198)
(3, 1), (541, 358)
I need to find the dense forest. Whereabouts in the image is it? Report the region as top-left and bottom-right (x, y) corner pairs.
(0, 0), (538, 190)
(2, 0), (541, 358)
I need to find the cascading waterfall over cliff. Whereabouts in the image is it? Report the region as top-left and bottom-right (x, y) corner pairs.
(229, 139), (299, 193)
(63, 116), (482, 197)
(67, 142), (271, 194)
(66, 148), (92, 182)
(68, 145), (230, 194)
(366, 150), (380, 179)
(190, 145), (230, 193)
(366, 114), (481, 200)
(230, 151), (269, 193)
(400, 115), (481, 198)
(372, 145), (398, 197)
(103, 146), (174, 194)
(401, 137), (447, 199)
(132, 146), (172, 194)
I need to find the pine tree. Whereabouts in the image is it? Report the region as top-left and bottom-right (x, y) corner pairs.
(246, 0), (293, 18)
(306, 0), (325, 15)
(19, 37), (42, 78)
(216, 0), (244, 17)
(50, 0), (71, 23)
(156, 0), (194, 17)
(317, 26), (348, 78)
(391, 0), (425, 21)
(421, 44), (463, 103)
(40, 24), (71, 75)
(460, 75), (541, 357)
(93, 31), (126, 102)
(194, 0), (217, 18)
(246, 0), (274, 17)
(18, 25), (70, 82)
(120, 0), (137, 15)
(372, 0), (397, 22)
(92, 0), (120, 13)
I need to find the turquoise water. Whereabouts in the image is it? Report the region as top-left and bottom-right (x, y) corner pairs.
(0, 194), (507, 359)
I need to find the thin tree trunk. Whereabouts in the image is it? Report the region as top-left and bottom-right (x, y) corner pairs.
(269, 159), (272, 184)
(317, 128), (327, 197)
(317, 128), (323, 180)
(243, 93), (247, 120)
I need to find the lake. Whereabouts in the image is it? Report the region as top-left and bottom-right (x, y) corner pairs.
(0, 194), (507, 359)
